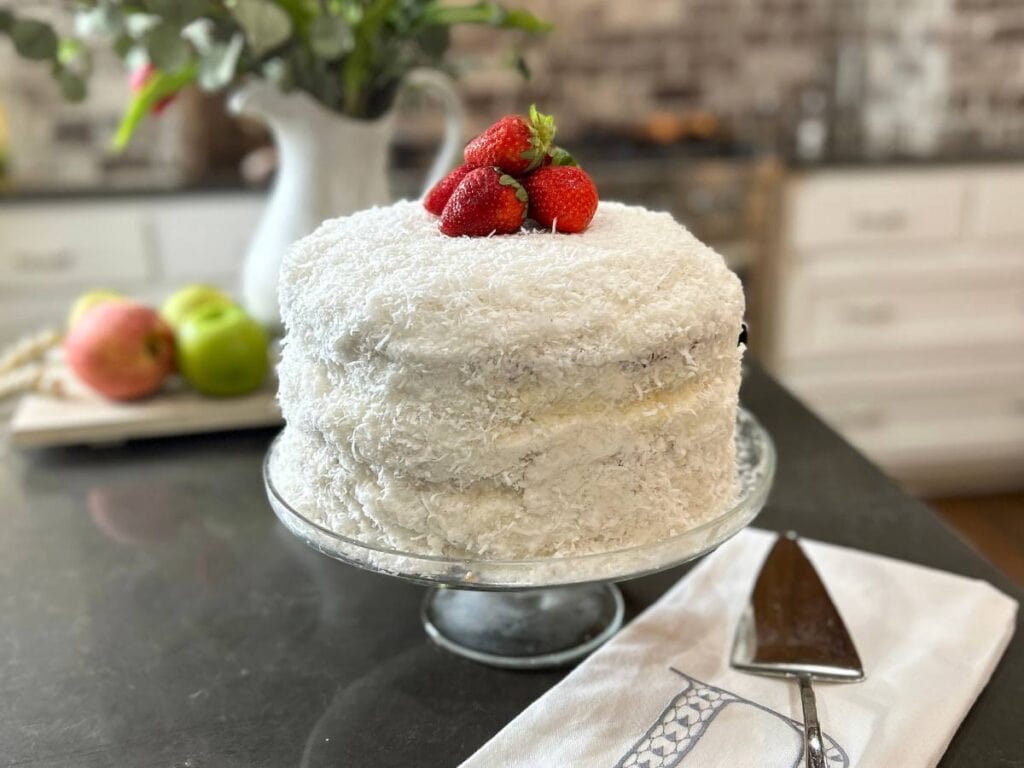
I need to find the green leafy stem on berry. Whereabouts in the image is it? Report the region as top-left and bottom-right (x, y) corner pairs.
(548, 146), (577, 166)
(497, 171), (529, 204)
(520, 103), (557, 172)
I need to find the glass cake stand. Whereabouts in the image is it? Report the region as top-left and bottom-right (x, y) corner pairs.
(264, 407), (775, 669)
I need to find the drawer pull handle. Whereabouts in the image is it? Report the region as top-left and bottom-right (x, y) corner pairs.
(14, 249), (74, 272)
(839, 302), (897, 325)
(852, 209), (908, 231)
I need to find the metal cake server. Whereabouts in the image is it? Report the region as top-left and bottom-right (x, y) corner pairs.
(731, 531), (865, 768)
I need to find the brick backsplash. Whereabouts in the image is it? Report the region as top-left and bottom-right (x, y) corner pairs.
(451, 0), (1024, 158)
(453, 0), (834, 141)
(2, 0), (1023, 187)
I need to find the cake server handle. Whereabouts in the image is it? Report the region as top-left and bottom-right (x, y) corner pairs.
(798, 674), (826, 768)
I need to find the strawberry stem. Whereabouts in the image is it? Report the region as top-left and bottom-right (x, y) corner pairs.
(522, 103), (556, 172)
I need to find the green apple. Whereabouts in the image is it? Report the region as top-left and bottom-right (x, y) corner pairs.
(67, 289), (126, 329)
(160, 284), (233, 329)
(176, 303), (269, 396)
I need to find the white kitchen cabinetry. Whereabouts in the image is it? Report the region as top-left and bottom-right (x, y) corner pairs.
(763, 166), (1024, 494)
(0, 191), (264, 341)
(0, 202), (153, 288)
(152, 197), (263, 281)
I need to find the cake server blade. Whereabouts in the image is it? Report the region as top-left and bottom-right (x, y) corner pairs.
(731, 532), (864, 768)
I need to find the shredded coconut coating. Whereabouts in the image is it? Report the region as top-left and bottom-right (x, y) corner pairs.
(276, 200), (745, 559)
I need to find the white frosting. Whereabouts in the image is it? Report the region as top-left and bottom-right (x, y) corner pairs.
(276, 200), (745, 559)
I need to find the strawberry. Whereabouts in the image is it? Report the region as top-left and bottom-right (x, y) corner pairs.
(440, 167), (528, 237)
(464, 105), (556, 176)
(523, 166), (599, 234)
(423, 163), (474, 216)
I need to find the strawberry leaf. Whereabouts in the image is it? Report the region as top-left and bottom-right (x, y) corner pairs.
(524, 103), (556, 172)
(498, 172), (527, 203)
(548, 146), (577, 167)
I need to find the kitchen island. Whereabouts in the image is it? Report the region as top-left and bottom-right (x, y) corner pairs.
(1, 363), (1021, 767)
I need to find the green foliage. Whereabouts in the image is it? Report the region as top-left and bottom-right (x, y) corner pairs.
(10, 19), (58, 60)
(422, 2), (551, 32)
(196, 33), (245, 90)
(229, 0), (293, 57)
(309, 14), (353, 60)
(2, 1), (551, 148)
(144, 21), (192, 70)
(58, 70), (88, 102)
(74, 2), (124, 38)
(1, 14), (87, 103)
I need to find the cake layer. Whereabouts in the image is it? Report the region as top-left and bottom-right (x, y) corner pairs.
(273, 382), (738, 559)
(277, 332), (741, 484)
(279, 201), (743, 368)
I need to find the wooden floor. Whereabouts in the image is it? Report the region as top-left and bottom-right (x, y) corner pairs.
(928, 492), (1024, 586)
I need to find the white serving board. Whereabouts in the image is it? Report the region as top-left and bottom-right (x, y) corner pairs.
(10, 366), (282, 448)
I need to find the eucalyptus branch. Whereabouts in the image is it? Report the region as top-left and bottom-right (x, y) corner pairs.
(4, 0), (551, 146)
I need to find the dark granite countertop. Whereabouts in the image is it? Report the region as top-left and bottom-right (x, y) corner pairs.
(2, 362), (1021, 767)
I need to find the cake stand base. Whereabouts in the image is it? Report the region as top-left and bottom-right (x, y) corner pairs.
(421, 583), (625, 669)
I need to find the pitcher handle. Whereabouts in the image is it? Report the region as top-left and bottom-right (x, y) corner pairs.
(401, 68), (466, 197)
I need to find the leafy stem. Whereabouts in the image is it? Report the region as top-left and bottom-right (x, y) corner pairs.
(112, 60), (198, 150)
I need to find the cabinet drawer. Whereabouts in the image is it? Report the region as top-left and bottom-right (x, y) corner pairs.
(788, 172), (964, 250)
(791, 375), (1024, 471)
(779, 266), (1024, 359)
(974, 170), (1024, 239)
(0, 203), (151, 288)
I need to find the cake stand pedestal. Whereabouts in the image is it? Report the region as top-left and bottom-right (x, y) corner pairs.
(264, 408), (775, 669)
(422, 583), (625, 668)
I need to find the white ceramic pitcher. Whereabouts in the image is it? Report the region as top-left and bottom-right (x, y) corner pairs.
(228, 69), (464, 332)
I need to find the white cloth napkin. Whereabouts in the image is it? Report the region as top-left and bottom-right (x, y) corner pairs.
(460, 528), (1018, 768)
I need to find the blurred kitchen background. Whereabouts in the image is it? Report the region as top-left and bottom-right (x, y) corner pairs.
(1, 1), (1022, 574)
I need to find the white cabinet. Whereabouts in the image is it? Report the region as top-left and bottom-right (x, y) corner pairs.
(788, 171), (965, 251)
(0, 202), (152, 287)
(765, 165), (1024, 494)
(973, 170), (1024, 239)
(152, 196), (263, 281)
(777, 254), (1024, 360)
(0, 191), (264, 341)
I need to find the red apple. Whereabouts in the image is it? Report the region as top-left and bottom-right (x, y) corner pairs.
(130, 62), (176, 114)
(65, 302), (175, 401)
